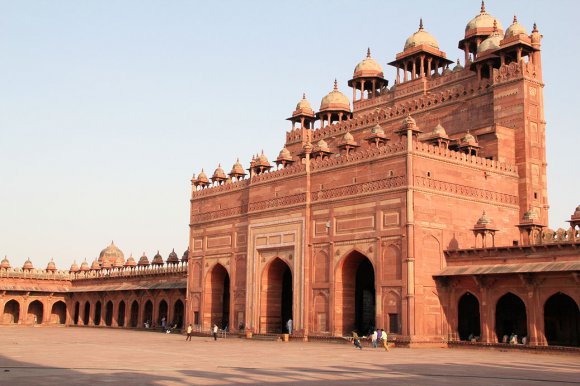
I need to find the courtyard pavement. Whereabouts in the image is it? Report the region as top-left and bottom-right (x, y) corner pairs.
(0, 328), (578, 385)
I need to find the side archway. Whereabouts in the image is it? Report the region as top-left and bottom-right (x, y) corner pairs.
(73, 301), (80, 325)
(458, 292), (480, 341)
(143, 300), (153, 326)
(27, 300), (44, 324)
(94, 301), (102, 326)
(105, 301), (114, 326)
(544, 293), (579, 347)
(158, 299), (168, 326)
(50, 301), (67, 325)
(173, 299), (184, 328)
(3, 299), (20, 324)
(495, 293), (527, 343)
(129, 300), (139, 327)
(83, 301), (91, 325)
(118, 301), (126, 327)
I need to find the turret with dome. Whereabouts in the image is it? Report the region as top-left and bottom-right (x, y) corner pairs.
(348, 48), (388, 103)
(316, 79), (352, 127)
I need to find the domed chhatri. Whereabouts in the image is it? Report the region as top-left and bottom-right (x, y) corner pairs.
(69, 260), (79, 273)
(167, 249), (179, 264)
(90, 259), (101, 271)
(319, 80), (351, 112)
(194, 169), (210, 188)
(46, 259), (57, 272)
(80, 259), (90, 271)
(229, 158), (246, 180)
(293, 93), (315, 117)
(152, 251), (164, 266)
(113, 255), (125, 268)
(287, 93), (316, 130)
(125, 254), (137, 267)
(138, 252), (150, 266)
(22, 258), (34, 271)
(99, 241), (125, 265)
(181, 249), (189, 263)
(465, 1), (503, 35)
(353, 48), (384, 78)
(505, 15), (527, 38)
(477, 20), (503, 54)
(476, 210), (492, 226)
(1, 256), (10, 269)
(211, 164), (227, 184)
(404, 18), (439, 50)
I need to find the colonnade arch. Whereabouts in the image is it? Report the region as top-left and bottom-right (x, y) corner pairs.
(158, 299), (168, 326)
(105, 301), (114, 326)
(118, 301), (126, 327)
(260, 257), (293, 334)
(173, 299), (184, 328)
(94, 301), (102, 326)
(143, 300), (153, 325)
(73, 301), (80, 325)
(457, 292), (480, 341)
(495, 292), (527, 343)
(544, 293), (579, 347)
(335, 250), (375, 336)
(83, 301), (90, 325)
(27, 300), (43, 324)
(3, 299), (20, 324)
(50, 301), (66, 324)
(130, 300), (139, 327)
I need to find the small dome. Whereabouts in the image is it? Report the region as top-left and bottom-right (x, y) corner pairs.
(277, 147), (292, 161)
(46, 259), (57, 272)
(80, 259), (90, 271)
(433, 123), (448, 136)
(255, 151), (271, 167)
(22, 258), (34, 270)
(167, 248), (179, 264)
(101, 258), (112, 269)
(1, 256), (10, 269)
(404, 19), (439, 50)
(454, 59), (464, 72)
(575, 205), (580, 215)
(138, 252), (150, 266)
(212, 164), (227, 180)
(197, 169), (209, 184)
(402, 114), (417, 128)
(113, 254), (125, 268)
(343, 132), (354, 142)
(371, 124), (385, 135)
(302, 142), (313, 152)
(152, 251), (164, 265)
(465, 2), (503, 34)
(99, 241), (124, 264)
(353, 48), (384, 78)
(320, 80), (350, 112)
(523, 209), (539, 221)
(505, 15), (527, 38)
(476, 211), (491, 226)
(69, 261), (79, 272)
(230, 159), (246, 176)
(477, 29), (503, 54)
(461, 131), (478, 145)
(181, 249), (189, 262)
(90, 259), (101, 270)
(125, 254), (137, 267)
(316, 139), (330, 151)
(293, 93), (315, 117)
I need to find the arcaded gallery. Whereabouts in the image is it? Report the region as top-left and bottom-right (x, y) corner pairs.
(1, 3), (579, 348)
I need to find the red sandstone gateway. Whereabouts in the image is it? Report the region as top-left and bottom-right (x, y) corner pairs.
(1, 2), (578, 348)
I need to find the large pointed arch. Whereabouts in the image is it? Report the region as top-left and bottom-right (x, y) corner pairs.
(458, 292), (480, 341)
(260, 257), (293, 334)
(203, 263), (230, 330)
(495, 292), (527, 343)
(544, 292), (579, 347)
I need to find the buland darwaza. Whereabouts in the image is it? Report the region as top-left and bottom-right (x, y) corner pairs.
(1, 3), (579, 348)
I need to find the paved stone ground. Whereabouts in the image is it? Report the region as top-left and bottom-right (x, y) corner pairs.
(0, 328), (578, 385)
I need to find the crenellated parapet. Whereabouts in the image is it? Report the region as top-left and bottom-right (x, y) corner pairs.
(70, 262), (187, 281)
(0, 268), (73, 281)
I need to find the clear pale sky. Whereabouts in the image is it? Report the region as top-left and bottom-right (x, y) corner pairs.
(0, 1), (578, 269)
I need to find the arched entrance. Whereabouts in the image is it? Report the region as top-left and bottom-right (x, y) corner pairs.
(73, 302), (80, 325)
(50, 301), (66, 324)
(204, 264), (230, 330)
(3, 300), (20, 324)
(458, 292), (480, 341)
(105, 301), (113, 326)
(158, 300), (168, 326)
(143, 300), (153, 326)
(94, 301), (102, 326)
(118, 301), (126, 327)
(173, 299), (184, 328)
(83, 301), (90, 325)
(130, 300), (139, 327)
(544, 293), (580, 347)
(336, 251), (375, 335)
(495, 293), (527, 343)
(260, 258), (292, 334)
(27, 300), (43, 324)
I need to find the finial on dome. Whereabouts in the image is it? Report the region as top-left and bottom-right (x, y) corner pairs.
(333, 78), (338, 91)
(366, 47), (371, 58)
(532, 22), (538, 32)
(493, 19), (498, 32)
(513, 15), (518, 24)
(457, 59), (460, 65)
(481, 1), (486, 13)
(302, 92), (306, 99)
(419, 18), (424, 31)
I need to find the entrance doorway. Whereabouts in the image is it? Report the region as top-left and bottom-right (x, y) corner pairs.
(495, 293), (527, 342)
(336, 251), (375, 335)
(3, 300), (19, 324)
(204, 264), (230, 329)
(458, 292), (480, 340)
(544, 293), (579, 347)
(260, 258), (292, 333)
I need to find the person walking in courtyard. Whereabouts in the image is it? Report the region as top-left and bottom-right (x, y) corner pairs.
(381, 329), (389, 352)
(352, 331), (363, 350)
(286, 318), (293, 335)
(371, 329), (378, 348)
(213, 324), (218, 341)
(186, 324), (192, 341)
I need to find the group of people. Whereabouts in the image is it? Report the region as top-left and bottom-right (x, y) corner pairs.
(352, 329), (390, 351)
(502, 333), (528, 345)
(184, 323), (220, 341)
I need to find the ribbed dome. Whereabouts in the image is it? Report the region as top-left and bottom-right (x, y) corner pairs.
(113, 254), (125, 268)
(402, 114), (417, 128)
(505, 15), (527, 38)
(343, 132), (354, 142)
(404, 19), (439, 50)
(125, 254), (137, 267)
(371, 124), (385, 135)
(465, 2), (503, 33)
(1, 256), (10, 269)
(277, 147), (292, 161)
(99, 241), (124, 264)
(575, 205), (580, 216)
(46, 259), (57, 272)
(197, 169), (209, 184)
(320, 80), (350, 112)
(69, 261), (79, 272)
(230, 159), (246, 176)
(23, 258), (34, 270)
(80, 259), (90, 271)
(138, 252), (150, 266)
(181, 249), (189, 262)
(101, 258), (112, 269)
(461, 131), (478, 145)
(90, 259), (101, 270)
(353, 48), (384, 78)
(477, 30), (503, 54)
(316, 139), (330, 152)
(255, 151), (271, 167)
(476, 211), (491, 226)
(167, 248), (179, 264)
(296, 93), (314, 112)
(454, 59), (464, 72)
(433, 123), (448, 136)
(152, 251), (164, 265)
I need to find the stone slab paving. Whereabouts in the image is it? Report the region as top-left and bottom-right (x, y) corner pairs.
(0, 328), (578, 385)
